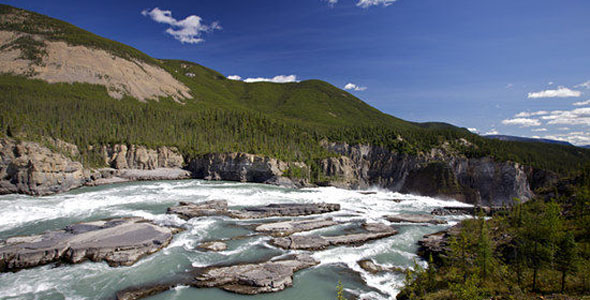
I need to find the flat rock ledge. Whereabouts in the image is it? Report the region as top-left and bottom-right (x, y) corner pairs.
(385, 213), (447, 225)
(0, 217), (181, 272)
(167, 200), (340, 220)
(197, 241), (227, 252)
(193, 254), (319, 294)
(255, 218), (339, 236)
(270, 223), (398, 251)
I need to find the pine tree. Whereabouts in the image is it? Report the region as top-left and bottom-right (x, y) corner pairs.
(476, 219), (496, 280)
(555, 232), (578, 293)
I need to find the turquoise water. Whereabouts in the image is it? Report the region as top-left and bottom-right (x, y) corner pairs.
(0, 180), (470, 300)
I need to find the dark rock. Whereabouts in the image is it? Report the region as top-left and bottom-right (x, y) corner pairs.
(417, 224), (462, 262)
(430, 206), (507, 216)
(0, 217), (181, 272)
(385, 213), (446, 225)
(270, 223), (398, 250)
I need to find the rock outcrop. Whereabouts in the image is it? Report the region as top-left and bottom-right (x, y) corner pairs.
(192, 254), (319, 294)
(357, 259), (405, 274)
(270, 223), (398, 251)
(167, 201), (340, 220)
(188, 153), (287, 183)
(0, 138), (89, 195)
(0, 217), (181, 272)
(430, 206), (507, 216)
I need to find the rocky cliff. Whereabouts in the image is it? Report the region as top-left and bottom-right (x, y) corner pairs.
(0, 137), (540, 205)
(0, 138), (189, 195)
(0, 138), (89, 195)
(318, 142), (535, 206)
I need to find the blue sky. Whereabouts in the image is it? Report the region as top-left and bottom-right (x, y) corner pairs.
(5, 0), (590, 145)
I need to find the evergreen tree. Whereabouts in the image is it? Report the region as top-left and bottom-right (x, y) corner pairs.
(555, 232), (578, 293)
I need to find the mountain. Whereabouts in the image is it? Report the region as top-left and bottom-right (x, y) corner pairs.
(484, 135), (575, 147)
(1, 4), (590, 203)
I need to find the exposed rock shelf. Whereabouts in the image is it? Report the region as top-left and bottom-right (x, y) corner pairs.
(270, 223), (398, 251)
(255, 218), (339, 236)
(0, 217), (181, 272)
(417, 224), (462, 263)
(167, 201), (340, 220)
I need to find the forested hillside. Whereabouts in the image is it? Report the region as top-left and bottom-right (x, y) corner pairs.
(1, 3), (589, 176)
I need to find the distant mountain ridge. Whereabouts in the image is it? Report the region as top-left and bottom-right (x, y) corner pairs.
(484, 135), (575, 147)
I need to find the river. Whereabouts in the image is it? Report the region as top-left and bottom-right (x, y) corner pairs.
(0, 180), (470, 300)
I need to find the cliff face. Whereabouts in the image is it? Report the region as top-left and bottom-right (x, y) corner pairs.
(0, 138), (89, 195)
(100, 144), (184, 170)
(319, 142), (535, 206)
(0, 137), (540, 205)
(187, 153), (296, 186)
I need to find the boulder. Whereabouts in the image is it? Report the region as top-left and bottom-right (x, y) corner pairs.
(193, 254), (319, 294)
(0, 217), (181, 272)
(198, 241), (227, 252)
(357, 259), (405, 274)
(385, 213), (446, 225)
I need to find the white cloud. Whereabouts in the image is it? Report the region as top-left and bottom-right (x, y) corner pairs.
(532, 128), (547, 132)
(558, 127), (570, 131)
(542, 132), (590, 146)
(468, 128), (479, 134)
(485, 129), (499, 135)
(243, 75), (299, 83)
(356, 0), (398, 7)
(344, 83), (367, 91)
(541, 107), (590, 126)
(573, 99), (590, 106)
(501, 118), (541, 127)
(141, 8), (220, 44)
(548, 81), (554, 86)
(527, 86), (582, 98)
(326, 0), (397, 8)
(227, 75), (242, 81)
(514, 110), (549, 118)
(575, 81), (590, 89)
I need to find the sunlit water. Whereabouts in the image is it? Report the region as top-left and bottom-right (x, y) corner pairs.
(0, 180), (470, 300)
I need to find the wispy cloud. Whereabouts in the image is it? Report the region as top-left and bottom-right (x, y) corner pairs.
(573, 99), (590, 106)
(344, 83), (367, 91)
(227, 74), (299, 83)
(485, 129), (499, 135)
(574, 81), (590, 89)
(531, 128), (547, 132)
(514, 111), (549, 118)
(527, 86), (582, 98)
(325, 0), (398, 8)
(468, 128), (479, 134)
(542, 132), (590, 146)
(356, 0), (398, 8)
(141, 8), (221, 44)
(501, 118), (541, 127)
(541, 107), (590, 126)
